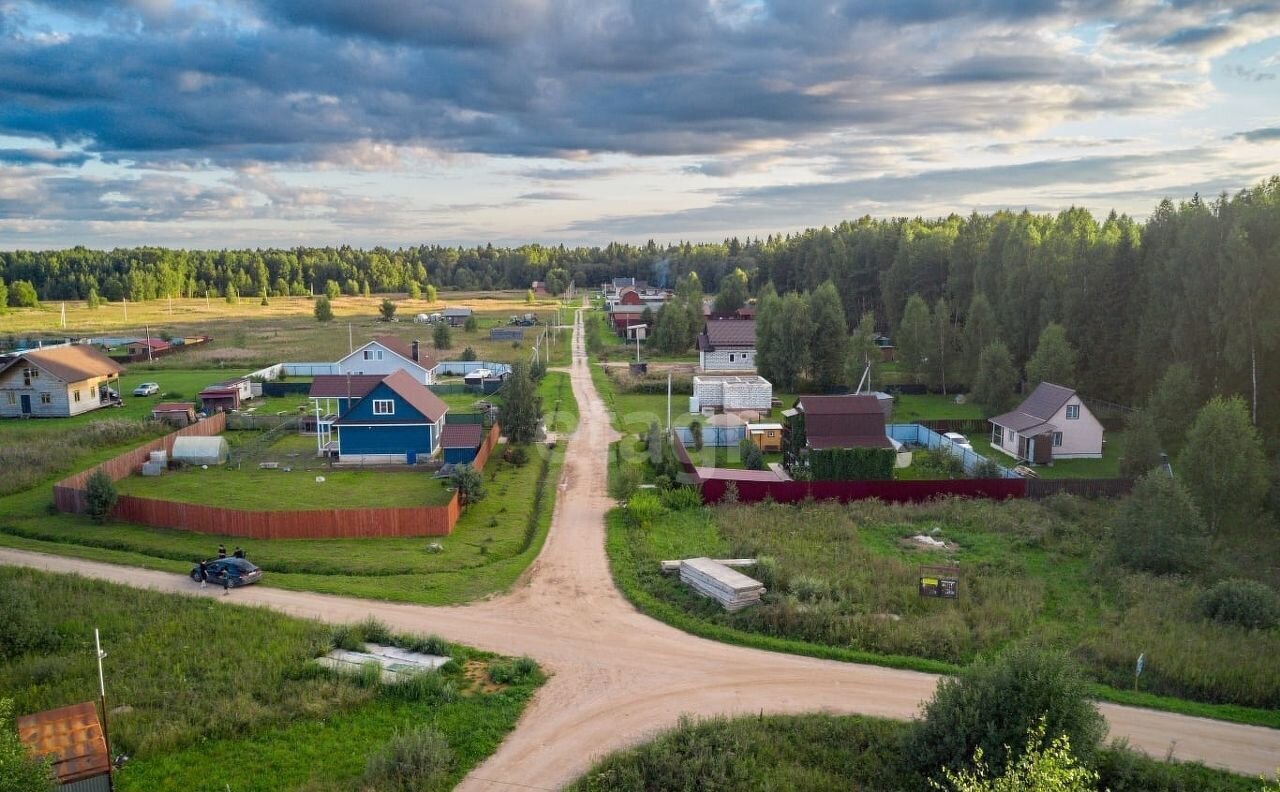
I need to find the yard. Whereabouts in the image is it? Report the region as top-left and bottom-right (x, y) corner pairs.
(0, 566), (542, 792)
(0, 372), (576, 605)
(606, 492), (1280, 726)
(891, 392), (986, 422)
(966, 431), (1124, 479)
(115, 433), (456, 510)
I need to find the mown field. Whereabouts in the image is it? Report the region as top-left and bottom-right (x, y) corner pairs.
(0, 567), (542, 792)
(567, 713), (1259, 792)
(607, 491), (1280, 726)
(0, 372), (576, 605)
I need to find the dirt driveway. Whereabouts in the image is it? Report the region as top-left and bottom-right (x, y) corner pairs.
(3, 306), (1278, 789)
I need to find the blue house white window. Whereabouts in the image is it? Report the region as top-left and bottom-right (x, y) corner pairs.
(1066, 404), (1080, 420)
(363, 349), (383, 361)
(373, 399), (394, 415)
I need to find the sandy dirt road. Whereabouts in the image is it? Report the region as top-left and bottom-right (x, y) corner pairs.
(3, 306), (1278, 789)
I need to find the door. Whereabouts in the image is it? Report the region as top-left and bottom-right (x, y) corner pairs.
(20, 394), (31, 415)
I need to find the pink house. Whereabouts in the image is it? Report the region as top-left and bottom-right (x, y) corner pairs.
(989, 382), (1104, 464)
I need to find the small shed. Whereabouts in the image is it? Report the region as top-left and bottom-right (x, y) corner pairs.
(441, 423), (486, 464)
(747, 422), (783, 453)
(198, 377), (251, 412)
(463, 369), (491, 391)
(16, 701), (112, 792)
(443, 307), (473, 326)
(151, 402), (197, 427)
(171, 435), (230, 465)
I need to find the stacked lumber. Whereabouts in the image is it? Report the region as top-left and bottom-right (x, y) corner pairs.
(661, 558), (757, 574)
(679, 557), (766, 612)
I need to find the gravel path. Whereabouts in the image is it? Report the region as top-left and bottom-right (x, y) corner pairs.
(3, 305), (1277, 789)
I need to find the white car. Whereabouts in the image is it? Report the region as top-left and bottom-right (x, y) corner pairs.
(133, 382), (160, 396)
(942, 432), (973, 451)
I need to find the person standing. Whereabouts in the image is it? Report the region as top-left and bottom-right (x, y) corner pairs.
(233, 546), (245, 559)
(217, 544), (227, 559)
(198, 560), (208, 589)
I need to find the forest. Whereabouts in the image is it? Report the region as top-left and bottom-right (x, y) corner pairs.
(2, 176), (1278, 443)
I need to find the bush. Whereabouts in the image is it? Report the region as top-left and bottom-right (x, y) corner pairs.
(84, 469), (117, 523)
(488, 656), (539, 685)
(903, 645), (1105, 778)
(610, 464), (641, 501)
(1111, 473), (1208, 575)
(503, 445), (530, 467)
(0, 698), (56, 791)
(739, 437), (765, 470)
(626, 490), (665, 529)
(356, 616), (393, 645)
(1199, 579), (1280, 630)
(450, 464), (486, 505)
(313, 295), (333, 322)
(660, 486), (703, 511)
(363, 726), (454, 792)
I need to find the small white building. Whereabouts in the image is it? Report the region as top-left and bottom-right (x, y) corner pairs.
(696, 319), (756, 372)
(989, 382), (1104, 463)
(691, 375), (772, 414)
(336, 336), (438, 385)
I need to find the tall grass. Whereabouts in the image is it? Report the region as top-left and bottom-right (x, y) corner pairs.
(0, 418), (159, 495)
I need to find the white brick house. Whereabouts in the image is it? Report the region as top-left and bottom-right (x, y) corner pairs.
(696, 319), (756, 372)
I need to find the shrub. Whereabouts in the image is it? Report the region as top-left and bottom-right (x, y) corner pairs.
(356, 616), (393, 645)
(388, 671), (457, 704)
(330, 624), (363, 651)
(739, 437), (765, 470)
(933, 719), (1098, 792)
(0, 698), (56, 791)
(610, 464), (641, 501)
(460, 345), (477, 361)
(84, 469), (117, 523)
(689, 419), (704, 451)
(488, 656), (539, 685)
(450, 464), (486, 505)
(378, 298), (396, 321)
(363, 726), (454, 792)
(503, 445), (530, 467)
(313, 295), (333, 322)
(661, 486), (703, 511)
(788, 575), (830, 603)
(1111, 473), (1208, 575)
(903, 645), (1105, 778)
(626, 490), (665, 529)
(1199, 579), (1280, 630)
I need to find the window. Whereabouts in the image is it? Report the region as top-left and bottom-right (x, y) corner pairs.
(1052, 431), (1063, 447)
(40, 392), (52, 404)
(4, 392), (14, 405)
(363, 349), (383, 361)
(1066, 404), (1080, 420)
(23, 368), (38, 386)
(767, 430), (776, 438)
(73, 389), (81, 402)
(1006, 428), (1014, 443)
(728, 354), (735, 362)
(372, 399), (394, 415)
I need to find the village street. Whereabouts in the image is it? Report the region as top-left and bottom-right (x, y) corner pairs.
(2, 307), (1278, 790)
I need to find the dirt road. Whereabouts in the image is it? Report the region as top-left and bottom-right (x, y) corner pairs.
(3, 306), (1277, 789)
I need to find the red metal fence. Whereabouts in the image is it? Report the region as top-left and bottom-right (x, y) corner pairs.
(53, 416), (503, 539)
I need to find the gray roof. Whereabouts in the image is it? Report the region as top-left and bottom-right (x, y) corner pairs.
(990, 382), (1076, 434)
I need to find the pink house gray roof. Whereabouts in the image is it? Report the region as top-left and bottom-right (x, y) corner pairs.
(989, 382), (1076, 435)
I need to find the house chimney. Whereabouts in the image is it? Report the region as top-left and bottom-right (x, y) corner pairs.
(411, 340), (420, 362)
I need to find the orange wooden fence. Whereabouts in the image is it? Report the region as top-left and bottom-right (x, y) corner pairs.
(54, 416), (502, 540)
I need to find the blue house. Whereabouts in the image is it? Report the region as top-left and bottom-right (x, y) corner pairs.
(331, 370), (449, 464)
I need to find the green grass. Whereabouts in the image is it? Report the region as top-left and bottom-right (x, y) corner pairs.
(116, 444), (455, 509)
(892, 393), (986, 422)
(566, 712), (1258, 792)
(603, 486), (1280, 728)
(966, 433), (1124, 479)
(0, 372), (576, 606)
(0, 567), (542, 792)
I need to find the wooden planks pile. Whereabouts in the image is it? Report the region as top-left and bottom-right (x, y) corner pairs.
(679, 557), (766, 612)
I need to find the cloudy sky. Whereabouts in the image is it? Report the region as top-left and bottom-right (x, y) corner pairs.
(1, 0), (1278, 249)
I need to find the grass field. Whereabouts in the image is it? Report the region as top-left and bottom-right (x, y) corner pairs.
(892, 393), (986, 421)
(0, 371), (576, 605)
(965, 432), (1124, 479)
(567, 712), (1257, 792)
(0, 567), (542, 792)
(605, 493), (1280, 724)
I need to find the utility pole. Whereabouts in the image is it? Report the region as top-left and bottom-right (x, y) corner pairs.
(666, 371), (672, 432)
(145, 324), (153, 362)
(122, 298), (128, 322)
(95, 629), (115, 792)
(60, 302), (67, 329)
(348, 323), (353, 354)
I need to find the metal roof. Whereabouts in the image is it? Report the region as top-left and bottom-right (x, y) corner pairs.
(794, 394), (891, 449)
(698, 319), (756, 350)
(16, 701), (111, 784)
(990, 382), (1077, 433)
(309, 374), (384, 399)
(0, 345), (123, 384)
(440, 423), (485, 448)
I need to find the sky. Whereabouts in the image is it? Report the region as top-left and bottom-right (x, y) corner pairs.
(0, 0), (1278, 249)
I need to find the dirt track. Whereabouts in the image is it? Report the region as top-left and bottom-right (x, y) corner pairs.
(3, 306), (1278, 789)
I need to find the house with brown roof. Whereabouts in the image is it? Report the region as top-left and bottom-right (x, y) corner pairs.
(784, 394), (893, 451)
(336, 335), (438, 384)
(989, 382), (1104, 463)
(0, 344), (124, 418)
(331, 369), (449, 464)
(697, 319), (756, 372)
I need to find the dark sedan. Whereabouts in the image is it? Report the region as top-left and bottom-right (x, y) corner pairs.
(191, 558), (262, 588)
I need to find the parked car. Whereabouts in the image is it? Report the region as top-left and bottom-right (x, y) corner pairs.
(191, 558), (263, 588)
(133, 382), (160, 396)
(942, 432), (973, 451)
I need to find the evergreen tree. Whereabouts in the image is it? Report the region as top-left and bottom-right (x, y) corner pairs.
(1025, 323), (1077, 387)
(1178, 396), (1269, 533)
(85, 469), (117, 523)
(1118, 409), (1163, 479)
(499, 360), (542, 444)
(379, 298), (396, 321)
(225, 284), (238, 304)
(361, 280), (371, 298)
(973, 341), (1018, 414)
(425, 284), (437, 303)
(769, 292), (811, 390)
(433, 322), (452, 350)
(896, 294), (933, 384)
(450, 464), (486, 506)
(1148, 363), (1199, 458)
(713, 267), (749, 315)
(313, 295), (334, 322)
(754, 284), (783, 385)
(962, 292), (999, 388)
(807, 281), (847, 391)
(464, 314), (478, 332)
(1112, 472), (1209, 574)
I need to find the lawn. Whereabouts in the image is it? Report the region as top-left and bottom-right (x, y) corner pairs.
(892, 392), (986, 422)
(116, 438), (455, 509)
(0, 567), (543, 792)
(605, 493), (1280, 725)
(567, 713), (1256, 792)
(0, 372), (576, 605)
(966, 432), (1124, 479)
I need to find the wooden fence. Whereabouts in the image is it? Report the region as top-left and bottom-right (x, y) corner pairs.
(54, 415), (503, 540)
